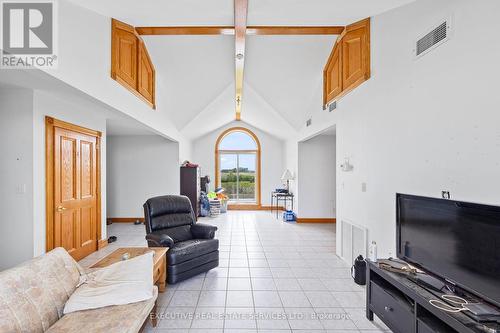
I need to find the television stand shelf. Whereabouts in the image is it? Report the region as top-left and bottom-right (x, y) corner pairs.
(366, 260), (499, 333)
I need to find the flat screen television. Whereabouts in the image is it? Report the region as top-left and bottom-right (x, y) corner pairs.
(396, 193), (500, 307)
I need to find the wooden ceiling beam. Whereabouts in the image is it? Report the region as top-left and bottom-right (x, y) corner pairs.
(135, 26), (344, 36)
(135, 26), (234, 35)
(246, 26), (345, 35)
(234, 0), (248, 121)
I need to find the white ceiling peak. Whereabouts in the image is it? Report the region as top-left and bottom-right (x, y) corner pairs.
(181, 82), (297, 140)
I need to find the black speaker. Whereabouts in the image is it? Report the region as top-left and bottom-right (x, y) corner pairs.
(351, 255), (367, 285)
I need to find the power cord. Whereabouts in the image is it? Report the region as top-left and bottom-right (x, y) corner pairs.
(429, 294), (479, 313)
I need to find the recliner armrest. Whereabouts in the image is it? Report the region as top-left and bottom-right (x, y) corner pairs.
(191, 223), (217, 239)
(145, 233), (175, 248)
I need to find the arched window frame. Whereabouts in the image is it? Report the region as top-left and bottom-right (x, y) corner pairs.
(215, 127), (261, 208)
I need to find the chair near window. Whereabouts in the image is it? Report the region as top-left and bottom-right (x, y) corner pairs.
(143, 195), (219, 284)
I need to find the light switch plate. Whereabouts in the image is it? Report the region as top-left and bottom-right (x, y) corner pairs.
(17, 184), (26, 194)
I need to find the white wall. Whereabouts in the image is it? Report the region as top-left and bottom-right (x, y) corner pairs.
(294, 0), (500, 258)
(0, 87), (109, 266)
(32, 90), (108, 256)
(0, 88), (34, 270)
(192, 121), (285, 206)
(298, 134), (336, 218)
(107, 135), (179, 217)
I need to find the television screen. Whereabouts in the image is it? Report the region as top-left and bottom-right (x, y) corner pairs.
(397, 194), (500, 307)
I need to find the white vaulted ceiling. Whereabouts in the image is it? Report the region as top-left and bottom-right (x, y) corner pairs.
(68, 0), (415, 139)
(245, 35), (337, 129)
(143, 35), (234, 129)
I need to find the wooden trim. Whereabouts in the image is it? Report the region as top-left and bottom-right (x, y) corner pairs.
(107, 217), (145, 223)
(228, 204), (261, 210)
(135, 26), (344, 36)
(46, 117), (102, 138)
(296, 218), (336, 223)
(96, 135), (102, 248)
(246, 26), (344, 35)
(218, 149), (258, 154)
(98, 239), (108, 249)
(136, 26), (235, 35)
(215, 127), (261, 207)
(45, 117), (102, 253)
(112, 18), (135, 34)
(115, 78), (156, 109)
(260, 205), (285, 211)
(45, 117), (55, 251)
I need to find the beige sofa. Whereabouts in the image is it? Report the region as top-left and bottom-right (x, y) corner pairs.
(0, 248), (158, 333)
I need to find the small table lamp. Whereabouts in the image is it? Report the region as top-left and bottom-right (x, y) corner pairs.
(281, 169), (294, 193)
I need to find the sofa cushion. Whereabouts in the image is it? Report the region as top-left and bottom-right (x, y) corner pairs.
(46, 287), (157, 333)
(167, 239), (219, 265)
(0, 248), (80, 333)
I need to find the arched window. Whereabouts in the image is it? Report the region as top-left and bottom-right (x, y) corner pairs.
(215, 127), (261, 206)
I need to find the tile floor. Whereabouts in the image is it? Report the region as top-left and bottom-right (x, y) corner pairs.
(79, 211), (390, 333)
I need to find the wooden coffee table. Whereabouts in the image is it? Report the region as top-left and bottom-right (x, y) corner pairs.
(91, 247), (168, 292)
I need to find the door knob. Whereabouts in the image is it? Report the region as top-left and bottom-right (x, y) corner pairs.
(56, 206), (67, 212)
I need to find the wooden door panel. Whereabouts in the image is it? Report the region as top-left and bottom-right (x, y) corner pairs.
(342, 18), (370, 91)
(59, 210), (77, 254)
(52, 125), (99, 261)
(342, 30), (363, 87)
(138, 42), (155, 104)
(326, 43), (342, 102)
(80, 140), (94, 199)
(113, 28), (138, 89)
(79, 206), (94, 247)
(60, 137), (77, 202)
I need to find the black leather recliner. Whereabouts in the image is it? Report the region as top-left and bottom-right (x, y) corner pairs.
(143, 195), (219, 284)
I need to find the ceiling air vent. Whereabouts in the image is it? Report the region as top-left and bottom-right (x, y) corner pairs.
(329, 101), (337, 112)
(415, 19), (451, 58)
(306, 118), (312, 127)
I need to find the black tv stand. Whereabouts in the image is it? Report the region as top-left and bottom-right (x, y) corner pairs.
(366, 260), (500, 333)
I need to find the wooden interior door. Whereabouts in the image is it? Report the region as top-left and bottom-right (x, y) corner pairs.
(46, 117), (101, 261)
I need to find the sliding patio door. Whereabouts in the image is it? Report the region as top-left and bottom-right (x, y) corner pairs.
(219, 152), (257, 203)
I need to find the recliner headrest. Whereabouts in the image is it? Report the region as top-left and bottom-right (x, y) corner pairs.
(144, 195), (193, 218)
